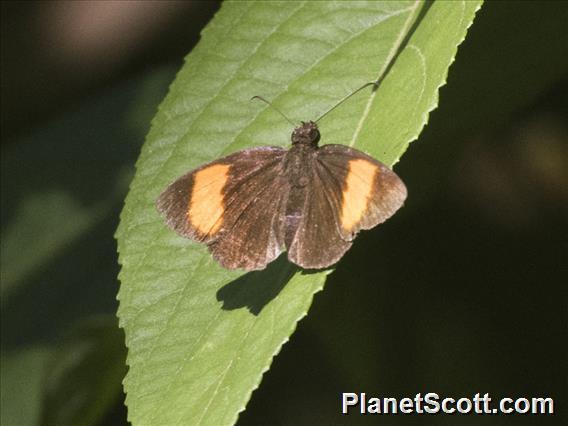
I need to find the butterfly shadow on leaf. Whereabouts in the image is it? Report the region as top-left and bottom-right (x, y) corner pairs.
(216, 254), (298, 315)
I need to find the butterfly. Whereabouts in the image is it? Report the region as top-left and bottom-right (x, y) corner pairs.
(156, 114), (407, 271)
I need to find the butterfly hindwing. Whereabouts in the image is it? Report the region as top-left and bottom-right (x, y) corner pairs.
(287, 155), (352, 269)
(209, 168), (289, 270)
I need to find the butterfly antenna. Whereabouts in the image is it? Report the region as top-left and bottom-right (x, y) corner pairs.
(315, 81), (378, 123)
(251, 96), (296, 126)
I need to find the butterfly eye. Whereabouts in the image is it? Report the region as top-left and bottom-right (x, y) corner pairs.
(309, 128), (320, 142)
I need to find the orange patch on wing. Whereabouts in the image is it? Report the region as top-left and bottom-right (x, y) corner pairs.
(188, 164), (230, 235)
(340, 159), (378, 232)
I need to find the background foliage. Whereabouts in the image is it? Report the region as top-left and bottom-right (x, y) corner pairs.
(1, 1), (566, 425)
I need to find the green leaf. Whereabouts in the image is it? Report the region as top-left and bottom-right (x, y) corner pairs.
(116, 1), (483, 425)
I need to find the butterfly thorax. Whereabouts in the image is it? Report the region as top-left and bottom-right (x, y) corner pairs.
(283, 121), (319, 187)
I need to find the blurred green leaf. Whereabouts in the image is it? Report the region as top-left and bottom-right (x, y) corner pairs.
(40, 316), (127, 426)
(0, 67), (175, 304)
(1, 67), (175, 425)
(117, 1), (482, 425)
(0, 190), (111, 299)
(1, 347), (52, 426)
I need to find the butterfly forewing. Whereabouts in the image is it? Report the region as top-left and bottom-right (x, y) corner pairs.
(156, 146), (287, 246)
(316, 145), (407, 241)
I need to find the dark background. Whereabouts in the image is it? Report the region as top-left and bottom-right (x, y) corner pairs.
(1, 1), (566, 425)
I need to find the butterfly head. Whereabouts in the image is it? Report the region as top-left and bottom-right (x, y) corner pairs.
(292, 121), (320, 147)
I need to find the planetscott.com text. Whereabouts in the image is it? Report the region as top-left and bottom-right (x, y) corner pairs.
(341, 392), (554, 416)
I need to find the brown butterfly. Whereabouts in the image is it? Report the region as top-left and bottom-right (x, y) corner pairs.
(157, 91), (407, 271)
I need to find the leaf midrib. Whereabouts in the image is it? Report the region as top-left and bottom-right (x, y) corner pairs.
(349, 0), (422, 148)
